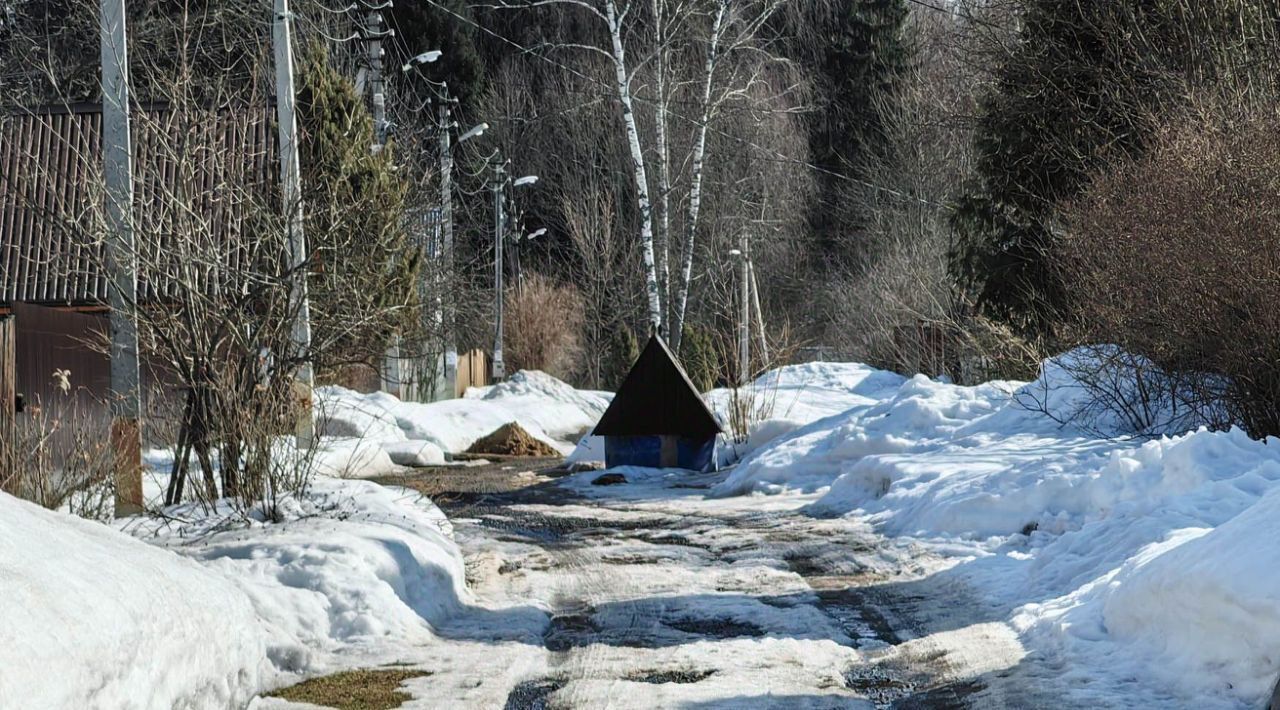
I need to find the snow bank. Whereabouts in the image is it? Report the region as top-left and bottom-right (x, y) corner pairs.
(122, 478), (470, 675)
(705, 362), (908, 459)
(716, 374), (1015, 497)
(467, 370), (612, 441)
(0, 492), (272, 709)
(315, 371), (599, 459)
(717, 353), (1280, 706)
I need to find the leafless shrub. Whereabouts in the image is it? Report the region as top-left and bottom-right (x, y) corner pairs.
(1060, 101), (1280, 437)
(505, 273), (584, 381)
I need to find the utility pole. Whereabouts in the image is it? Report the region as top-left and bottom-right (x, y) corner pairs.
(101, 0), (143, 514)
(492, 154), (507, 381)
(362, 7), (405, 399)
(438, 94), (457, 399)
(367, 9), (387, 151)
(738, 232), (750, 387)
(274, 0), (315, 448)
(749, 256), (769, 365)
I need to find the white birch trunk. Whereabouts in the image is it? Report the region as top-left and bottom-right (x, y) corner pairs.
(670, 1), (726, 353)
(651, 0), (672, 323)
(606, 0), (663, 333)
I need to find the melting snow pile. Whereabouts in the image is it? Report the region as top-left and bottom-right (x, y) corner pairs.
(315, 370), (605, 467)
(1, 475), (473, 707)
(716, 351), (1280, 708)
(0, 492), (272, 709)
(123, 478), (469, 672)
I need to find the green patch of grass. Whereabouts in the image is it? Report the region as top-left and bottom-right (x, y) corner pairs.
(267, 668), (430, 710)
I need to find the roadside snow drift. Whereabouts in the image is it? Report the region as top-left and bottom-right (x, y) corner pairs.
(715, 352), (1280, 708)
(123, 479), (470, 671)
(0, 492), (271, 710)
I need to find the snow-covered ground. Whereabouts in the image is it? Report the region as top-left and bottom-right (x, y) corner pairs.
(708, 355), (1280, 708)
(2, 371), (595, 709)
(0, 477), (481, 708)
(8, 359), (1279, 707)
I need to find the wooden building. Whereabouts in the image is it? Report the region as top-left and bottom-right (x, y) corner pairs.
(0, 104), (277, 452)
(593, 334), (723, 471)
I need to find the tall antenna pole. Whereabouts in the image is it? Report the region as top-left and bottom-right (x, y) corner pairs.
(438, 94), (458, 399)
(274, 0), (315, 448)
(492, 154), (506, 381)
(101, 0), (143, 514)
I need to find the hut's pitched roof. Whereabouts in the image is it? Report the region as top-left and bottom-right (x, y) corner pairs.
(594, 334), (723, 438)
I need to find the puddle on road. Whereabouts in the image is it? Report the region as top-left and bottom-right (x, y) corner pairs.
(503, 678), (565, 710)
(663, 616), (764, 640)
(543, 612), (601, 652)
(845, 666), (917, 705)
(625, 669), (717, 684)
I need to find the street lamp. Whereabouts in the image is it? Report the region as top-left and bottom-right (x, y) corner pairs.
(513, 175), (539, 188)
(401, 50), (442, 73)
(459, 122), (488, 143)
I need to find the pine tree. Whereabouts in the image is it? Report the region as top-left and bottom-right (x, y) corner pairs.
(390, 0), (487, 108)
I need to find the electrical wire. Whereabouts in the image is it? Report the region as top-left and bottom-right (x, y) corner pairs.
(420, 0), (949, 210)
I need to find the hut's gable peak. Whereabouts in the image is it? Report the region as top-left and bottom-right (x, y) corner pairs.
(593, 334), (723, 438)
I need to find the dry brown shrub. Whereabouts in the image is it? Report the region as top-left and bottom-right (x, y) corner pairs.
(1061, 103), (1280, 436)
(505, 273), (584, 381)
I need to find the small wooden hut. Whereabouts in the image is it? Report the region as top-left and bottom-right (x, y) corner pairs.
(593, 334), (723, 471)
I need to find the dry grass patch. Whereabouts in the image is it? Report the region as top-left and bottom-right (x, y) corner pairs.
(267, 668), (430, 710)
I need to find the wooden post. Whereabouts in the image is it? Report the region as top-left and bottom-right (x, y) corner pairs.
(101, 0), (144, 514)
(0, 315), (15, 485)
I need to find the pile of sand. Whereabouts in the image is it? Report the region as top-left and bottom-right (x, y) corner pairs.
(466, 422), (561, 458)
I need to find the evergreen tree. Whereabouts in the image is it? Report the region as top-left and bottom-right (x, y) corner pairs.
(802, 0), (909, 267)
(390, 0), (487, 109)
(296, 42), (418, 367)
(952, 0), (1275, 335)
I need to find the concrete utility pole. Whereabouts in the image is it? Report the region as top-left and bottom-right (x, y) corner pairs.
(738, 232), (750, 387)
(438, 96), (457, 399)
(363, 7), (406, 399)
(274, 0), (315, 448)
(749, 256), (769, 365)
(101, 0), (143, 514)
(367, 9), (388, 151)
(492, 154), (507, 381)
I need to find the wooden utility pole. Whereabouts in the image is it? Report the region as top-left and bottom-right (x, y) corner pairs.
(273, 0), (315, 448)
(101, 0), (143, 514)
(0, 315), (15, 483)
(492, 155), (506, 381)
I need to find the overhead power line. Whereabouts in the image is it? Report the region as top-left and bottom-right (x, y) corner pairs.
(420, 0), (950, 211)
